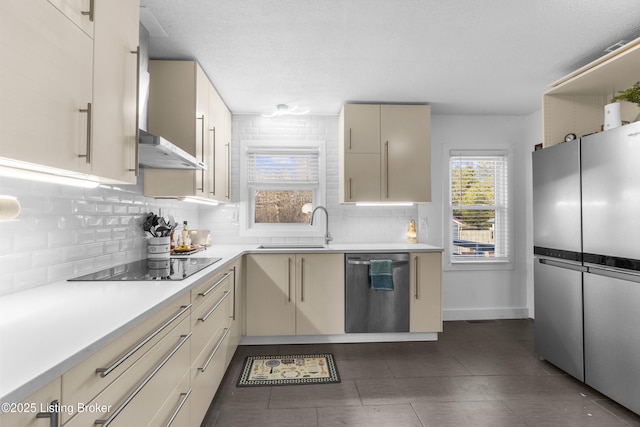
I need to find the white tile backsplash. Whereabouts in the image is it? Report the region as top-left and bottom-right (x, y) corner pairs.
(0, 173), (199, 295)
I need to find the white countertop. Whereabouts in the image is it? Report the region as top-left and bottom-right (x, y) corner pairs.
(0, 242), (441, 404)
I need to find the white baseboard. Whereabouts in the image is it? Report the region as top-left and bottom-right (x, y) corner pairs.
(443, 307), (530, 321)
(240, 332), (438, 345)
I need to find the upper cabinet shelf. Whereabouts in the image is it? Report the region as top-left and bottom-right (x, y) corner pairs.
(543, 37), (640, 147)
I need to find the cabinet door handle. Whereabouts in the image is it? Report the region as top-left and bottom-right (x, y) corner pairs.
(414, 256), (419, 300)
(95, 304), (191, 377)
(36, 400), (59, 427)
(129, 47), (140, 175)
(349, 128), (352, 150)
(225, 142), (231, 199)
(209, 127), (216, 195)
(300, 257), (305, 302)
(165, 389), (191, 427)
(81, 0), (94, 21)
(197, 115), (205, 192)
(232, 266), (236, 320)
(349, 178), (352, 201)
(78, 103), (92, 164)
(198, 327), (230, 372)
(385, 140), (389, 199)
(95, 332), (192, 426)
(287, 257), (292, 303)
(198, 290), (231, 322)
(198, 271), (232, 297)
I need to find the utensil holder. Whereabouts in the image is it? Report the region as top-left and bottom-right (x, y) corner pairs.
(148, 236), (170, 259)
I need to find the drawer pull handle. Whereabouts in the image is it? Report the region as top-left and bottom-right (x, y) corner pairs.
(198, 290), (231, 322)
(95, 332), (192, 426)
(198, 327), (230, 373)
(35, 399), (59, 427)
(165, 389), (192, 427)
(96, 304), (192, 378)
(81, 0), (94, 21)
(198, 271), (232, 297)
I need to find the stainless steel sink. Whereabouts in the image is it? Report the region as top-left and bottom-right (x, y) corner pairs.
(256, 244), (326, 249)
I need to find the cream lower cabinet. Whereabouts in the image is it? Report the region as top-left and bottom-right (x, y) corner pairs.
(61, 293), (191, 426)
(189, 265), (238, 427)
(246, 253), (345, 336)
(409, 252), (443, 332)
(65, 317), (191, 427)
(0, 377), (61, 427)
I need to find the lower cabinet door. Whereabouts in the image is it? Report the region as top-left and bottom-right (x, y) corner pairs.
(148, 370), (191, 427)
(409, 252), (442, 332)
(0, 377), (61, 427)
(190, 322), (233, 427)
(65, 318), (191, 427)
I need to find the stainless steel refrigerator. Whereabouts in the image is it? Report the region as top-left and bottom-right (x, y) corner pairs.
(532, 139), (585, 381)
(580, 121), (640, 415)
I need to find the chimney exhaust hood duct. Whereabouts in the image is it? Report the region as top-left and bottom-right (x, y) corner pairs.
(137, 20), (205, 171)
(138, 130), (207, 170)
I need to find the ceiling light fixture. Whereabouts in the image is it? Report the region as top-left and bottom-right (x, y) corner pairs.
(262, 104), (310, 118)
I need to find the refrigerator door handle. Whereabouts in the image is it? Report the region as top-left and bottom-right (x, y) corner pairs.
(537, 257), (587, 272)
(586, 265), (640, 283)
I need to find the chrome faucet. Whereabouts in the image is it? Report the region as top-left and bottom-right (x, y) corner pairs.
(310, 206), (332, 245)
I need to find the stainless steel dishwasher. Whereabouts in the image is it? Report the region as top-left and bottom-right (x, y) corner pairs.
(345, 253), (410, 333)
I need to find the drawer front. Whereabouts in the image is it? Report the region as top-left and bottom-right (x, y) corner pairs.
(61, 293), (190, 423)
(191, 279), (232, 358)
(148, 370), (191, 427)
(190, 322), (232, 427)
(65, 317), (191, 427)
(0, 377), (60, 427)
(192, 268), (234, 311)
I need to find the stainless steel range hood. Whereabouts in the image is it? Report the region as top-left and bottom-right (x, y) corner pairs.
(138, 130), (207, 170)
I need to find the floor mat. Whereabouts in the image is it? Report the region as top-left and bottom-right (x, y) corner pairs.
(237, 354), (340, 387)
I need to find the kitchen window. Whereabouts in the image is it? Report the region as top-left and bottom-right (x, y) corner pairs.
(240, 140), (325, 236)
(448, 150), (510, 265)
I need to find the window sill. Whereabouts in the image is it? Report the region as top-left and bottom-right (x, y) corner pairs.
(445, 259), (513, 271)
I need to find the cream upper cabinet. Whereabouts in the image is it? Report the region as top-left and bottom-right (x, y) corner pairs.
(409, 252), (442, 332)
(339, 103), (431, 203)
(0, 0), (139, 185)
(91, 0), (139, 184)
(0, 0), (93, 175)
(246, 253), (344, 336)
(208, 85), (232, 202)
(342, 104), (381, 153)
(381, 105), (431, 202)
(145, 60), (231, 202)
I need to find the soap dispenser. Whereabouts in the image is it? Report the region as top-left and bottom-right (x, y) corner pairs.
(406, 218), (418, 243)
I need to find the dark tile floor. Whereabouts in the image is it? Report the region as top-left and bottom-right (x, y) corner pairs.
(202, 320), (640, 426)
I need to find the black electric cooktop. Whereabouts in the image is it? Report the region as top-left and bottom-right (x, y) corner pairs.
(68, 257), (221, 281)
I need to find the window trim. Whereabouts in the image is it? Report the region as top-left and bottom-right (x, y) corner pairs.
(445, 149), (513, 270)
(239, 140), (326, 238)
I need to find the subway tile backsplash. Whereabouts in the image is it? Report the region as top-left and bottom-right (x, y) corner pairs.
(0, 174), (198, 295)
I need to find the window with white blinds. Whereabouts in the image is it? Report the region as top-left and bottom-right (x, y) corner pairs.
(244, 145), (323, 226)
(247, 149), (319, 185)
(449, 151), (510, 262)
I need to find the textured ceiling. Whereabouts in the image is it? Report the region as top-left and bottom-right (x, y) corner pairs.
(140, 0), (640, 115)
